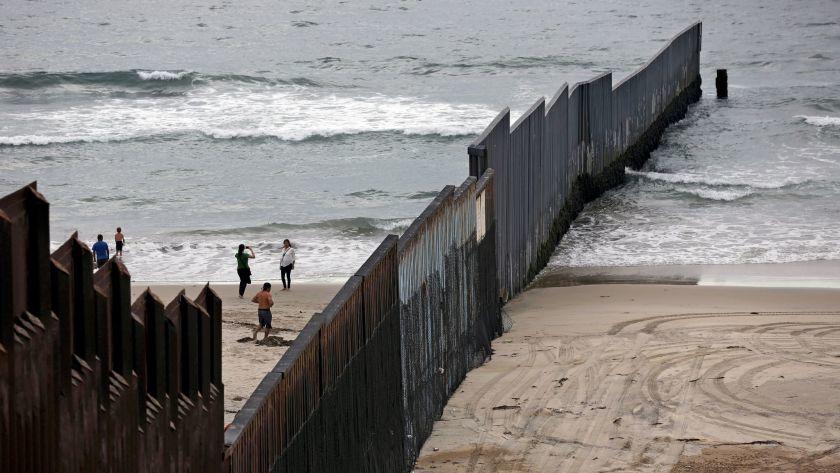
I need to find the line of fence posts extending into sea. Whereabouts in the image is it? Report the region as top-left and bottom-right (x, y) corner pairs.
(470, 22), (702, 300)
(222, 170), (501, 471)
(2, 21), (702, 473)
(0, 183), (224, 473)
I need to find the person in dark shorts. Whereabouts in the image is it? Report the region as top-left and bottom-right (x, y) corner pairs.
(251, 282), (274, 341)
(279, 239), (296, 290)
(236, 244), (255, 298)
(114, 227), (125, 258)
(92, 234), (109, 269)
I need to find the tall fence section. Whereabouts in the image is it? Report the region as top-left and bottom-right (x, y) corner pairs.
(3, 22), (702, 473)
(223, 171), (501, 471)
(222, 235), (407, 472)
(398, 171), (501, 461)
(470, 22), (702, 299)
(0, 183), (224, 473)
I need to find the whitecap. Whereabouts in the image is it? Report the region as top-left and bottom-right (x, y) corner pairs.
(795, 115), (840, 127)
(0, 87), (497, 146)
(371, 218), (415, 231)
(136, 70), (191, 81)
(675, 186), (754, 201)
(0, 134), (120, 146)
(625, 168), (807, 189)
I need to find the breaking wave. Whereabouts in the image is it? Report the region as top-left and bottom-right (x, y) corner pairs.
(626, 168), (812, 190)
(135, 70), (192, 81)
(0, 84), (496, 146)
(625, 169), (819, 202)
(170, 217), (415, 238)
(796, 115), (840, 127)
(0, 70), (325, 90)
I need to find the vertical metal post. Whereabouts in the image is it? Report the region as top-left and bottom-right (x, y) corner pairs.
(716, 69), (728, 98)
(467, 144), (487, 177)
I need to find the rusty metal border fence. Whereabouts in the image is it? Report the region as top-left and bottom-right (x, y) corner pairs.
(223, 235), (407, 472)
(4, 22), (702, 473)
(397, 172), (501, 463)
(221, 171), (500, 472)
(0, 183), (224, 473)
(471, 22), (702, 300)
(1, 167), (498, 473)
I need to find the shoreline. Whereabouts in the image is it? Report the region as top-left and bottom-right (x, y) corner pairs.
(131, 259), (840, 426)
(128, 276), (350, 287)
(536, 259), (840, 289)
(131, 281), (343, 424)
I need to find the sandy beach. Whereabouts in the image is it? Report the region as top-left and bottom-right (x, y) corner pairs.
(414, 284), (840, 472)
(130, 281), (342, 424)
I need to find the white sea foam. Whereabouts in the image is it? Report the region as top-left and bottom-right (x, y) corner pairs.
(81, 234), (384, 282)
(136, 70), (191, 81)
(0, 135), (83, 146)
(549, 217), (840, 269)
(677, 187), (754, 201)
(52, 215), (418, 282)
(625, 168), (808, 189)
(371, 218), (416, 231)
(0, 86), (497, 146)
(796, 115), (840, 127)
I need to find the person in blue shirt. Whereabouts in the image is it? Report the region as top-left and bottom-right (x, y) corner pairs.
(92, 234), (110, 269)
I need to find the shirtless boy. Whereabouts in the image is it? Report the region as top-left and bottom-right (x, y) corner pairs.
(251, 282), (274, 341)
(115, 227), (125, 257)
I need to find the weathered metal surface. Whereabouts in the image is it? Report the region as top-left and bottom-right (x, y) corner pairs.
(2, 22), (703, 473)
(222, 172), (499, 472)
(470, 22), (702, 301)
(223, 235), (405, 473)
(510, 99), (545, 295)
(398, 174), (500, 465)
(0, 183), (59, 473)
(545, 85), (569, 230)
(469, 110), (510, 299)
(0, 183), (223, 473)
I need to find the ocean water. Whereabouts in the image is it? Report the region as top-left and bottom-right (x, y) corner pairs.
(1, 0), (838, 281)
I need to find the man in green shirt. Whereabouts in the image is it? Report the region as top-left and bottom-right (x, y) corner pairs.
(236, 244), (255, 298)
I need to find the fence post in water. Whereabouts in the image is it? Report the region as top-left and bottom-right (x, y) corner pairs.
(716, 69), (728, 98)
(468, 144), (487, 177)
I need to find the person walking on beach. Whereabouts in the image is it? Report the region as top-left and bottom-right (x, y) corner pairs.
(92, 234), (109, 269)
(251, 282), (273, 341)
(236, 244), (255, 298)
(114, 227), (125, 258)
(279, 239), (296, 290)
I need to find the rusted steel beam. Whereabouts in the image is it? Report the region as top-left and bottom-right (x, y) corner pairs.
(163, 291), (184, 416)
(0, 203), (10, 473)
(194, 284), (223, 389)
(1, 182), (225, 473)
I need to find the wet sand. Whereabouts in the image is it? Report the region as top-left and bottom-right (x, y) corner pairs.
(131, 281), (341, 424)
(535, 260), (840, 288)
(414, 284), (840, 472)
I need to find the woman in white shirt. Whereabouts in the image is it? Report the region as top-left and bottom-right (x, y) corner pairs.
(279, 239), (296, 290)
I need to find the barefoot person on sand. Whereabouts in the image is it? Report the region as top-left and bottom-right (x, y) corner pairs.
(114, 227), (125, 258)
(236, 244), (255, 298)
(251, 282), (273, 341)
(279, 239), (296, 290)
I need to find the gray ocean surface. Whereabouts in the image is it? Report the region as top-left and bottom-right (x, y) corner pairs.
(1, 0), (838, 281)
